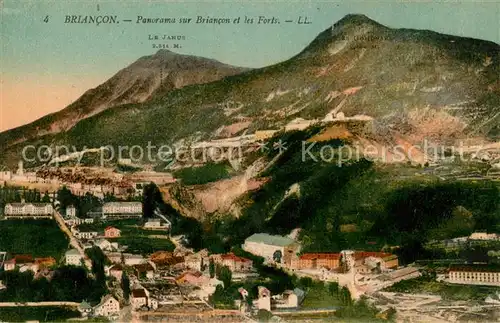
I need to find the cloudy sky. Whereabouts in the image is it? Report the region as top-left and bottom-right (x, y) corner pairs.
(1, 0), (499, 131)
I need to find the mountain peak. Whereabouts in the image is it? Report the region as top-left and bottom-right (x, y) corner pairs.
(332, 14), (386, 30)
(155, 49), (175, 56)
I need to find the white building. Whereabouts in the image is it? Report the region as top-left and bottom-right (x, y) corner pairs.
(243, 233), (300, 266)
(255, 286), (271, 311)
(76, 231), (98, 240)
(123, 253), (146, 266)
(448, 265), (500, 286)
(93, 294), (120, 317)
(4, 203), (53, 218)
(143, 218), (171, 230)
(94, 239), (118, 252)
(102, 202), (142, 218)
(67, 205), (77, 217)
(469, 232), (499, 241)
(131, 288), (148, 310)
(65, 249), (83, 266)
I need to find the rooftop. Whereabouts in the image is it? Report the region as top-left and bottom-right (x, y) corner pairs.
(220, 253), (252, 263)
(65, 249), (81, 256)
(96, 294), (117, 308)
(245, 233), (295, 247)
(354, 251), (395, 260)
(134, 263), (155, 272)
(14, 255), (34, 264)
(132, 288), (147, 298)
(79, 301), (92, 310)
(449, 264), (500, 273)
(6, 203), (51, 208)
(103, 202), (141, 206)
(299, 253), (341, 260)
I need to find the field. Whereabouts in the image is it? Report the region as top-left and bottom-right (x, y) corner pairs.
(300, 283), (343, 309)
(0, 219), (68, 259)
(78, 219), (166, 236)
(384, 276), (500, 301)
(77, 219), (174, 255)
(0, 306), (80, 322)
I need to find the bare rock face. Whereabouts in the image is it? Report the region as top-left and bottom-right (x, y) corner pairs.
(1, 14), (498, 169)
(0, 50), (249, 148)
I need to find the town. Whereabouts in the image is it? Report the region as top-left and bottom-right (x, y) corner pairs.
(0, 178), (499, 322)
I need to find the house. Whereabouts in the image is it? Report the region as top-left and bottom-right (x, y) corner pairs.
(102, 202), (142, 218)
(65, 249), (83, 266)
(134, 262), (155, 279)
(4, 203), (53, 218)
(255, 286), (271, 311)
(76, 231), (98, 240)
(143, 218), (171, 230)
(176, 271), (207, 286)
(273, 288), (305, 309)
(78, 301), (92, 317)
(131, 288), (148, 310)
(291, 253), (341, 270)
(93, 294), (120, 317)
(243, 233), (300, 266)
(94, 239), (118, 251)
(34, 257), (56, 271)
(353, 252), (399, 270)
(3, 259), (16, 271)
(448, 265), (500, 285)
(184, 249), (209, 271)
(123, 253), (145, 266)
(14, 255), (34, 269)
(67, 205), (77, 217)
(211, 253), (253, 272)
(107, 264), (124, 280)
(105, 252), (123, 264)
(104, 226), (121, 238)
(149, 251), (184, 268)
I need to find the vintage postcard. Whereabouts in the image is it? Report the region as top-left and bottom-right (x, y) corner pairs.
(0, 0), (499, 322)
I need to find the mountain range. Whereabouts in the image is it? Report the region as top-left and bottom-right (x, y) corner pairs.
(1, 14), (499, 168)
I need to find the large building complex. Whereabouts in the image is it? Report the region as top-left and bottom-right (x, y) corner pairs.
(292, 253), (341, 270)
(102, 202), (142, 218)
(243, 233), (300, 266)
(4, 203), (53, 218)
(448, 265), (500, 285)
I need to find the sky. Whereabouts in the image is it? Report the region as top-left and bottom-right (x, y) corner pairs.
(1, 0), (499, 131)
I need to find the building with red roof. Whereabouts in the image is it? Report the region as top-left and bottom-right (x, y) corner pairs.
(211, 253), (253, 272)
(104, 226), (121, 238)
(291, 253), (341, 270)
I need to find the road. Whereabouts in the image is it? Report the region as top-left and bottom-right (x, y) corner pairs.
(0, 301), (80, 307)
(53, 210), (92, 269)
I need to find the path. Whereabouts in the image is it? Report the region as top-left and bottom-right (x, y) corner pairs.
(0, 301), (80, 307)
(53, 210), (92, 269)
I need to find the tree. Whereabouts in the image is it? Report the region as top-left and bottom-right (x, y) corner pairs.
(142, 183), (161, 219)
(85, 247), (106, 283)
(41, 192), (51, 203)
(209, 259), (215, 278)
(257, 309), (273, 322)
(328, 282), (339, 296)
(272, 250), (282, 263)
(56, 186), (75, 210)
(216, 265), (232, 289)
(121, 273), (130, 302)
(339, 286), (352, 306)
